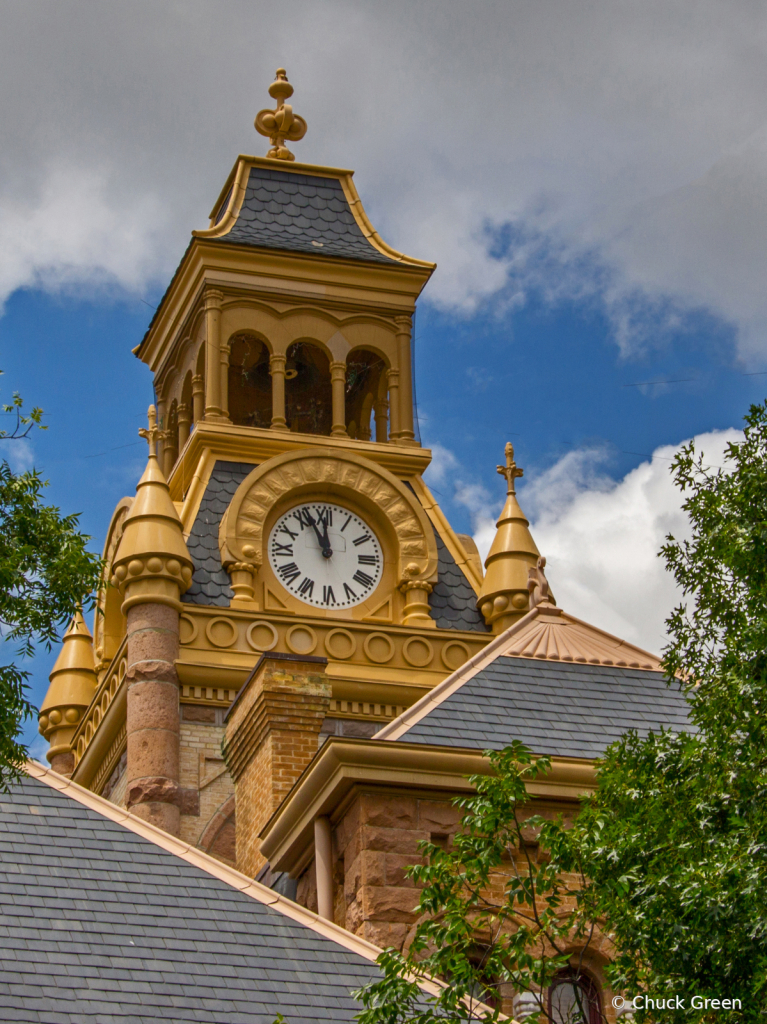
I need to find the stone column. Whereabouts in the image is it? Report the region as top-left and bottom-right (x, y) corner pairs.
(400, 581), (435, 628)
(270, 353), (289, 431)
(177, 402), (191, 451)
(387, 368), (401, 441)
(163, 405), (178, 478)
(330, 361), (348, 437)
(204, 288), (223, 420)
(192, 374), (204, 424)
(125, 603), (181, 835)
(315, 816), (334, 921)
(111, 405), (194, 836)
(219, 335), (231, 422)
(374, 397), (389, 443)
(155, 397), (167, 470)
(395, 316), (416, 444)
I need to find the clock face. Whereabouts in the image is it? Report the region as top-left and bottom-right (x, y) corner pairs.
(268, 501), (383, 609)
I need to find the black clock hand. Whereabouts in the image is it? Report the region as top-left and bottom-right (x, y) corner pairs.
(305, 509), (333, 559)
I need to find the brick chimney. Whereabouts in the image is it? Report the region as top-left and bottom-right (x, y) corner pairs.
(223, 653), (330, 878)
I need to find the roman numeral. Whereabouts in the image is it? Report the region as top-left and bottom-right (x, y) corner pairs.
(273, 542), (293, 556)
(317, 507), (333, 528)
(352, 570), (374, 588)
(277, 562), (300, 584)
(343, 583), (358, 601)
(280, 525), (298, 540)
(295, 509), (314, 529)
(297, 577), (315, 598)
(340, 514), (352, 532)
(322, 586), (336, 605)
(353, 533), (372, 547)
(358, 554), (378, 565)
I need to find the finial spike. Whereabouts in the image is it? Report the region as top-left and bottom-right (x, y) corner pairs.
(138, 404), (164, 458)
(497, 441), (524, 495)
(255, 67), (308, 161)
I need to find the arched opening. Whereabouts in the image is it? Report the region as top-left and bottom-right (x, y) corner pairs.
(549, 970), (602, 1024)
(197, 794), (236, 867)
(164, 399), (179, 476)
(228, 332), (272, 428)
(346, 349), (387, 441)
(178, 372), (193, 450)
(285, 341), (332, 435)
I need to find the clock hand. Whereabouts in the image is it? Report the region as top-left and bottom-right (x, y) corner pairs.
(306, 510), (333, 559)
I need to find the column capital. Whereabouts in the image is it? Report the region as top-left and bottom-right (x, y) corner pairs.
(204, 287), (224, 310)
(393, 314), (412, 331)
(330, 360), (347, 379)
(270, 352), (287, 369)
(387, 367), (400, 383)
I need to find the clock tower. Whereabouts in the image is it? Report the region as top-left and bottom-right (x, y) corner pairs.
(39, 71), (541, 868)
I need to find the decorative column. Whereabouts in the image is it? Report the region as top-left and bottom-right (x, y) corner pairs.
(270, 353), (289, 431)
(111, 406), (194, 836)
(374, 396), (389, 443)
(155, 397), (167, 471)
(387, 368), (401, 441)
(315, 816), (334, 921)
(395, 316), (416, 445)
(192, 374), (204, 424)
(219, 334), (231, 422)
(204, 288), (223, 420)
(38, 612), (97, 777)
(330, 361), (348, 437)
(177, 402), (191, 451)
(163, 405), (178, 478)
(400, 580), (435, 628)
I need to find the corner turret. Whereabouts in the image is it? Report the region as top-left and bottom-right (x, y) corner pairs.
(39, 612), (97, 776)
(477, 443), (541, 633)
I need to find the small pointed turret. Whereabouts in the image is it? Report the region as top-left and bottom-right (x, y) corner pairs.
(39, 611), (97, 777)
(111, 405), (194, 611)
(477, 443), (541, 633)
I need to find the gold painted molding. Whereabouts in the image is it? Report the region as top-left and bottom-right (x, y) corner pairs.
(219, 447), (439, 586)
(259, 736), (596, 876)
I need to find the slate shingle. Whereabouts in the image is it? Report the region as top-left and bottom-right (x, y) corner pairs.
(0, 775), (381, 1022)
(397, 656), (691, 758)
(214, 167), (395, 264)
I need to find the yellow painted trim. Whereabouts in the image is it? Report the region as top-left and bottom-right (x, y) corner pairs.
(410, 476), (483, 594)
(259, 737), (595, 875)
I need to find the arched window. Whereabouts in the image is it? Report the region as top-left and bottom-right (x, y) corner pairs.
(549, 970), (602, 1024)
(228, 333), (272, 428)
(285, 341), (332, 435)
(345, 349), (387, 440)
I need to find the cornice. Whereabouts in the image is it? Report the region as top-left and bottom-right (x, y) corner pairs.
(259, 736), (595, 876)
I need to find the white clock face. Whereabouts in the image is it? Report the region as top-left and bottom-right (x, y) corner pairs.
(268, 501), (383, 609)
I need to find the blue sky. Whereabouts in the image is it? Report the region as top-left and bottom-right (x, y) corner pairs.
(2, 0), (767, 750)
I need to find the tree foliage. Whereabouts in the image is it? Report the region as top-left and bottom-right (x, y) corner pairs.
(356, 400), (767, 1024)
(0, 388), (102, 788)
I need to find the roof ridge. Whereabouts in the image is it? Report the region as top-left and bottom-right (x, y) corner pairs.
(25, 759), (384, 965)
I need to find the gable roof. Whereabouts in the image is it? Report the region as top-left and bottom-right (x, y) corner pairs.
(0, 762), (389, 1023)
(376, 604), (688, 759)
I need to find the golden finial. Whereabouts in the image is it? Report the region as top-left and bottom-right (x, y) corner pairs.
(138, 404), (164, 458)
(497, 442), (524, 495)
(255, 68), (308, 161)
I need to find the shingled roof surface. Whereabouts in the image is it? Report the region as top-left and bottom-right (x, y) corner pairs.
(0, 773), (381, 1023)
(183, 462), (487, 631)
(214, 167), (395, 264)
(396, 657), (690, 758)
(182, 461), (255, 607)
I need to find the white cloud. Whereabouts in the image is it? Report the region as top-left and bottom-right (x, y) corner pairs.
(474, 429), (742, 655)
(1, 1), (767, 356)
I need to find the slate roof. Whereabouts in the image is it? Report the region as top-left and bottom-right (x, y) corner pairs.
(183, 461), (255, 607)
(213, 167), (395, 264)
(429, 531), (488, 633)
(183, 461), (487, 633)
(0, 770), (383, 1023)
(394, 656), (690, 759)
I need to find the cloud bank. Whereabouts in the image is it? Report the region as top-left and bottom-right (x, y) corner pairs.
(470, 429), (742, 656)
(1, 1), (767, 357)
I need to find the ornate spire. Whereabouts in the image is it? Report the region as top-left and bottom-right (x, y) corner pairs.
(476, 442), (541, 633)
(39, 610), (98, 777)
(497, 442), (523, 495)
(111, 406), (194, 612)
(255, 68), (308, 161)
